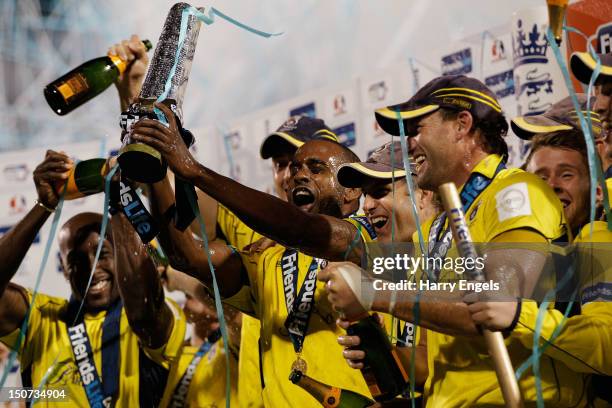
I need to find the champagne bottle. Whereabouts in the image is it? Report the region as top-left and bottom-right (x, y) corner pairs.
(55, 158), (108, 200)
(44, 39), (152, 115)
(289, 370), (374, 408)
(346, 315), (409, 402)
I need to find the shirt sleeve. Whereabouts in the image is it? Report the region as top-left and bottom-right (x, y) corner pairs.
(222, 249), (267, 318)
(484, 173), (567, 242)
(0, 290), (56, 370)
(512, 300), (612, 375)
(217, 205), (260, 251)
(142, 298), (187, 368)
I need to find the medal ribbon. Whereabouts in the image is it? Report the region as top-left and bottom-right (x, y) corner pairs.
(427, 160), (506, 278)
(281, 248), (320, 353)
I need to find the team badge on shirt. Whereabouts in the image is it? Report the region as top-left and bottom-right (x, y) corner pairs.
(495, 182), (531, 221)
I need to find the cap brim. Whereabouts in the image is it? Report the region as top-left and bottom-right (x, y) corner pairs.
(374, 104), (440, 136)
(260, 132), (304, 159)
(570, 52), (612, 85)
(338, 162), (407, 188)
(510, 116), (573, 140)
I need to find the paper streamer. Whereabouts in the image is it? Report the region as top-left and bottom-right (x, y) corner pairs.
(0, 190), (66, 390)
(30, 164), (119, 402)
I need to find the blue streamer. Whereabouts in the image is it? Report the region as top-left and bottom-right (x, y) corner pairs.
(71, 165), (118, 320)
(562, 26), (612, 232)
(154, 5), (281, 121)
(0, 191), (66, 390)
(512, 24), (609, 408)
(395, 111), (428, 406)
(546, 28), (610, 234)
(30, 165), (118, 403)
(395, 111), (430, 272)
(184, 184), (231, 408)
(147, 7), (279, 405)
(195, 7), (283, 38)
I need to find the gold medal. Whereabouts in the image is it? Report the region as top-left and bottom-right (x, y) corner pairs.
(291, 353), (308, 374)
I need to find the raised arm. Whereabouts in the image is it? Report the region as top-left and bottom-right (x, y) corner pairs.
(146, 176), (245, 298)
(0, 151), (72, 336)
(110, 34), (149, 112)
(111, 211), (175, 348)
(131, 103), (364, 263)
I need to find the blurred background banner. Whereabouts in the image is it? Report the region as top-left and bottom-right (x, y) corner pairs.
(0, 0), (610, 297)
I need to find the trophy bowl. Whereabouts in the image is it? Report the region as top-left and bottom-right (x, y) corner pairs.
(118, 98), (169, 183)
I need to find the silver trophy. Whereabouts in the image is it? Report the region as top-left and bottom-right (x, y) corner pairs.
(119, 2), (203, 183)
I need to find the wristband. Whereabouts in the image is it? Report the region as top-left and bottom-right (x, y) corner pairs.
(503, 298), (523, 335)
(35, 199), (55, 213)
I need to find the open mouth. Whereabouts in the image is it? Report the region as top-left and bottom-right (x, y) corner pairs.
(559, 198), (570, 209)
(292, 186), (315, 208)
(370, 215), (389, 230)
(413, 154), (426, 172)
(88, 274), (112, 294)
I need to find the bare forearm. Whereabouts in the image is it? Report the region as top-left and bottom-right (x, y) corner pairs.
(191, 164), (315, 246)
(147, 179), (244, 295)
(371, 290), (479, 336)
(148, 177), (207, 273)
(111, 213), (171, 348)
(0, 205), (50, 293)
(190, 164), (360, 261)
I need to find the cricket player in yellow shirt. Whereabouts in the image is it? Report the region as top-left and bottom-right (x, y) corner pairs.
(0, 151), (186, 407)
(131, 104), (379, 407)
(470, 110), (612, 404)
(214, 115), (342, 407)
(320, 75), (590, 406)
(334, 141), (442, 401)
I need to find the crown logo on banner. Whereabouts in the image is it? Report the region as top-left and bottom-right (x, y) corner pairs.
(513, 19), (549, 65)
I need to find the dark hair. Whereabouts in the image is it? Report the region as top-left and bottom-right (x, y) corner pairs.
(524, 130), (588, 169)
(439, 108), (509, 158)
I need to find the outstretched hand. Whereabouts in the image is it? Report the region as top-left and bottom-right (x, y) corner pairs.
(131, 102), (202, 182)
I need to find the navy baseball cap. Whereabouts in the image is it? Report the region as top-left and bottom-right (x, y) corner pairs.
(511, 94), (603, 140)
(570, 52), (612, 85)
(260, 116), (339, 159)
(374, 75), (507, 137)
(338, 141), (416, 188)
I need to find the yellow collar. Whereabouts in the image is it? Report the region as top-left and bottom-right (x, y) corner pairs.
(470, 154), (504, 179)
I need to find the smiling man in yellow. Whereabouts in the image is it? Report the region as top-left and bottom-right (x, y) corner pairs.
(0, 151), (186, 407)
(320, 75), (590, 406)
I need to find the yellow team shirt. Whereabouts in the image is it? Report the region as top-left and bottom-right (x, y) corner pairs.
(226, 216), (376, 407)
(511, 221), (612, 376)
(415, 154), (589, 407)
(0, 291), (186, 407)
(217, 204), (265, 408)
(159, 338), (239, 408)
